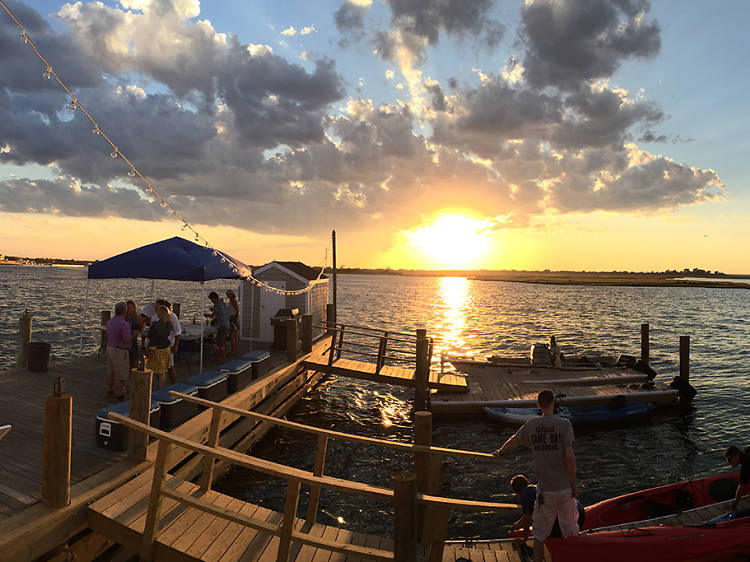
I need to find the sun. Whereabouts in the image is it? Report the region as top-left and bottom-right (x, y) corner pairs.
(406, 212), (491, 269)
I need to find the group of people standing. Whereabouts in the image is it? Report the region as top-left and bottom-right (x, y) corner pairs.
(105, 291), (239, 398)
(105, 298), (181, 397)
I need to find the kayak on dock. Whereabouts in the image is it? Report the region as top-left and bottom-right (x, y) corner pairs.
(483, 402), (656, 425)
(545, 472), (750, 562)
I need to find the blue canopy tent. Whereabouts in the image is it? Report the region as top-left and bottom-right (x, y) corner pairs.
(81, 236), (251, 372)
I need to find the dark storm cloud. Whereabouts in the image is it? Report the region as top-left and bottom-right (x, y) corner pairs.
(520, 0), (661, 91)
(425, 82), (447, 111)
(385, 0), (504, 49)
(333, 2), (367, 33)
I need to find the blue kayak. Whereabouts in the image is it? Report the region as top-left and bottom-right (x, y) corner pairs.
(484, 402), (656, 425)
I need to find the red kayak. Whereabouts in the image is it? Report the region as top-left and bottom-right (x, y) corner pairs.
(545, 472), (750, 562)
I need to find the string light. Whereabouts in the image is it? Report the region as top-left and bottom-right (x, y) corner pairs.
(1, 0), (325, 297)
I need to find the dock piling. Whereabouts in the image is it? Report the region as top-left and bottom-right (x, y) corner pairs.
(415, 329), (429, 411)
(172, 303), (181, 318)
(305, 434), (328, 525)
(326, 303), (336, 335)
(285, 318), (298, 362)
(18, 310), (32, 367)
(680, 335), (690, 383)
(302, 313), (313, 353)
(393, 472), (418, 562)
(128, 368), (153, 463)
(641, 323), (649, 366)
(41, 380), (71, 507)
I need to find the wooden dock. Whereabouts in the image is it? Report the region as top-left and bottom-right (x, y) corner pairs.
(84, 394), (521, 562)
(432, 365), (678, 414)
(303, 350), (467, 392)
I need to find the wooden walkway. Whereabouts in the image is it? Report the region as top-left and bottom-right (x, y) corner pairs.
(432, 365), (677, 414)
(89, 468), (401, 561)
(303, 351), (467, 392)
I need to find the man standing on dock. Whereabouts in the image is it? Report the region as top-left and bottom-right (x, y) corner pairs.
(493, 390), (579, 562)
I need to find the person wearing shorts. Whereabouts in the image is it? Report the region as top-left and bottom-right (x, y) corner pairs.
(494, 390), (579, 562)
(147, 305), (173, 389)
(106, 301), (136, 399)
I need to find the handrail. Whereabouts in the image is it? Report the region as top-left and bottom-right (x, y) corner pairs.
(108, 411), (517, 511)
(314, 324), (419, 344)
(168, 391), (494, 460)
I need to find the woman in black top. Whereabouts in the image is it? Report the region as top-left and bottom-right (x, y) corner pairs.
(147, 306), (172, 388)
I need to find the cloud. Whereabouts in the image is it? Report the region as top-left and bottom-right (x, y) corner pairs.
(334, 2), (368, 33)
(281, 26), (296, 36)
(520, 0), (661, 91)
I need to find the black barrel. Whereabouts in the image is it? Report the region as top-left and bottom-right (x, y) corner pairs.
(27, 341), (51, 372)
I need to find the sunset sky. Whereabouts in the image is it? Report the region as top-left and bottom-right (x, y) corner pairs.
(1, 0), (748, 273)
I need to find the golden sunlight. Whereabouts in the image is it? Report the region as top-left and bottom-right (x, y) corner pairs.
(406, 213), (490, 269)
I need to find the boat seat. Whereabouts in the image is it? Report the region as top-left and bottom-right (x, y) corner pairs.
(643, 499), (676, 518)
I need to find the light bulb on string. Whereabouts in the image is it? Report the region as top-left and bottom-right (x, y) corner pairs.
(195, 233), (200, 242)
(110, 148), (118, 159)
(128, 168), (136, 177)
(43, 66), (52, 79)
(92, 125), (100, 135)
(67, 98), (77, 111)
(160, 200), (168, 208)
(21, 31), (28, 44)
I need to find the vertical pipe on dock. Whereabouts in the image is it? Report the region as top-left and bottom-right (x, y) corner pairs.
(42, 379), (71, 507)
(331, 229), (337, 325)
(415, 329), (429, 412)
(393, 472), (418, 562)
(302, 313), (313, 353)
(641, 323), (650, 366)
(680, 335), (690, 383)
(172, 303), (181, 319)
(128, 368), (153, 463)
(286, 318), (298, 362)
(18, 310), (32, 367)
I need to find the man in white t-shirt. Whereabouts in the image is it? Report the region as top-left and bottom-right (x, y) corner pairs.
(142, 299), (181, 384)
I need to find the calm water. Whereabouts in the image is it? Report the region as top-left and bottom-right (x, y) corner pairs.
(1, 266), (748, 538)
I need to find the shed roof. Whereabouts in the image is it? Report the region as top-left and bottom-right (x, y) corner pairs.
(253, 261), (326, 283)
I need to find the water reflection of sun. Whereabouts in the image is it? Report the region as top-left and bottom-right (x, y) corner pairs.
(435, 277), (471, 359)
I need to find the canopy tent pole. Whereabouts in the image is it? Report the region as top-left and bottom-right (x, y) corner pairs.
(79, 273), (90, 352)
(150, 279), (155, 300)
(200, 281), (205, 373)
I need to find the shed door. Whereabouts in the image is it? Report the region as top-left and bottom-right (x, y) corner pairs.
(259, 281), (286, 342)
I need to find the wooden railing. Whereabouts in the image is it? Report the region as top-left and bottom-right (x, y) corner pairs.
(109, 399), (517, 561)
(314, 322), (435, 410)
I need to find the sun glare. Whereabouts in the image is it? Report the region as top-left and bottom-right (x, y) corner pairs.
(407, 213), (490, 269)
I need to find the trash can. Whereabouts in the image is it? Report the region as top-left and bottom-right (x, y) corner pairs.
(270, 308), (299, 350)
(27, 341), (51, 372)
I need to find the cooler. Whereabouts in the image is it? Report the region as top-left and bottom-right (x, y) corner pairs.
(96, 400), (161, 451)
(218, 359), (253, 393)
(151, 383), (200, 429)
(240, 350), (271, 379)
(186, 371), (228, 402)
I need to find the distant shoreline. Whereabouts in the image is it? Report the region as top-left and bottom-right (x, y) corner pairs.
(334, 270), (750, 289)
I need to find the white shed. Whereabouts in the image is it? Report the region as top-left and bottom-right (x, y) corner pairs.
(239, 261), (328, 347)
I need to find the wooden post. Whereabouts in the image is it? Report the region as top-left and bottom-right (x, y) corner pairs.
(128, 369), (153, 463)
(285, 318), (298, 362)
(41, 382), (72, 507)
(140, 439), (170, 561)
(18, 310), (32, 368)
(302, 313), (313, 353)
(277, 478), (301, 562)
(641, 323), (650, 366)
(306, 434), (328, 525)
(336, 325), (345, 360)
(393, 472), (418, 562)
(680, 336), (690, 383)
(200, 407), (223, 491)
(414, 411), (431, 539)
(172, 303), (181, 318)
(326, 303), (336, 335)
(426, 507), (451, 562)
(415, 329), (429, 412)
